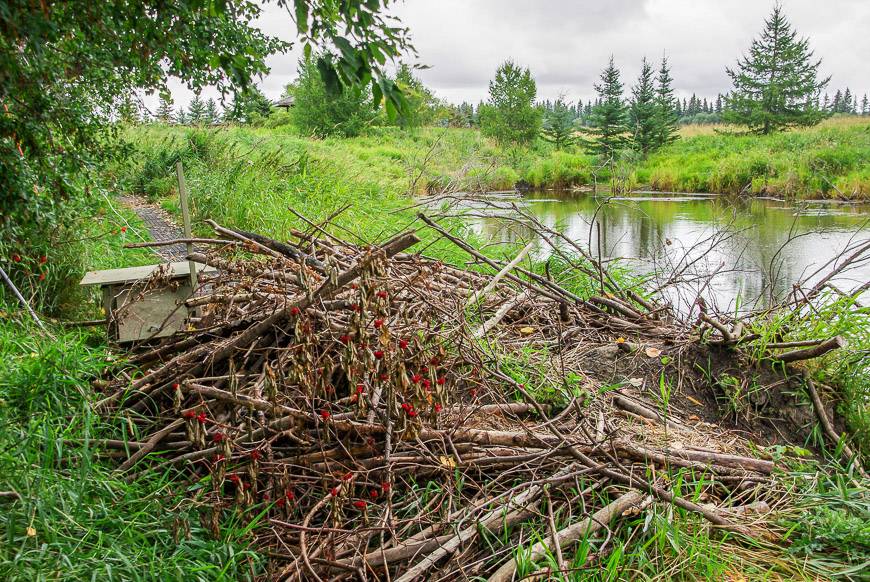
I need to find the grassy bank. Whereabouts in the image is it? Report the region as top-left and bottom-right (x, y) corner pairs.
(116, 116), (870, 207)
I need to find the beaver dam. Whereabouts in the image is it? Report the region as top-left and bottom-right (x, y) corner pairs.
(97, 209), (866, 580)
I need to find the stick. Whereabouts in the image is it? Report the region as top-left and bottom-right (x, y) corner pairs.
(125, 238), (237, 248)
(487, 490), (646, 582)
(0, 265), (47, 331)
(466, 241), (535, 308)
(772, 336), (845, 363)
(803, 371), (866, 477)
(176, 162), (197, 291)
(472, 290), (531, 338)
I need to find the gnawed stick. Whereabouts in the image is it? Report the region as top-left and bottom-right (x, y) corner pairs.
(466, 241), (535, 308)
(472, 290), (532, 338)
(772, 336), (845, 363)
(487, 490), (648, 582)
(803, 371), (866, 478)
(117, 418), (184, 472)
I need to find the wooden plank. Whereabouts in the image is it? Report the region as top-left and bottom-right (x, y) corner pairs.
(80, 261), (215, 287)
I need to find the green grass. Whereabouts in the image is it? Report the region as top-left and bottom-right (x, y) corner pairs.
(0, 321), (261, 581)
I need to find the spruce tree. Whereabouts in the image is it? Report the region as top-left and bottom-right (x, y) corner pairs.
(187, 94), (207, 124)
(628, 58), (658, 155)
(541, 97), (577, 150)
(175, 107), (188, 125)
(715, 94), (723, 113)
(225, 86), (273, 124)
(479, 60), (542, 147)
(584, 56), (628, 159)
(156, 93), (174, 123)
(204, 98), (220, 124)
(723, 3), (829, 133)
(843, 88), (854, 114)
(862, 94), (869, 116)
(653, 56), (679, 149)
(117, 94), (140, 124)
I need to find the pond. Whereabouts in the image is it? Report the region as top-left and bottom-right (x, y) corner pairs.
(465, 191), (870, 313)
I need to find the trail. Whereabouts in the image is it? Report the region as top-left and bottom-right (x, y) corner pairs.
(118, 194), (190, 262)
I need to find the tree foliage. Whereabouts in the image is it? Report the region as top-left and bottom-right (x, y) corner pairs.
(0, 0), (413, 241)
(629, 58), (658, 155)
(654, 57), (680, 148)
(722, 3), (829, 133)
(541, 98), (577, 150)
(224, 86), (274, 124)
(289, 56), (376, 138)
(584, 56), (628, 158)
(480, 61), (542, 147)
(394, 64), (439, 129)
(156, 94), (175, 124)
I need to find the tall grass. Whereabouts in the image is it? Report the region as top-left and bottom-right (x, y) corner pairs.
(0, 321), (260, 580)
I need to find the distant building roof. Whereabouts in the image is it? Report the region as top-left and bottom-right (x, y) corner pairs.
(274, 95), (295, 108)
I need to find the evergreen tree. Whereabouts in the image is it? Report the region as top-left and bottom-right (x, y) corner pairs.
(862, 94), (869, 116)
(187, 94), (207, 124)
(628, 58), (658, 155)
(843, 88), (854, 113)
(117, 94), (140, 123)
(540, 97), (577, 150)
(822, 93), (830, 111)
(653, 56), (679, 149)
(723, 3), (829, 133)
(224, 86), (273, 124)
(715, 94), (723, 113)
(204, 98), (220, 124)
(584, 56), (628, 158)
(479, 60), (542, 147)
(156, 93), (174, 123)
(175, 107), (188, 125)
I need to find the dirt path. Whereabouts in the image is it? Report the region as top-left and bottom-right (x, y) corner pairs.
(119, 194), (190, 262)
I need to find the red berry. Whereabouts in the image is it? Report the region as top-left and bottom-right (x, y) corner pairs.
(290, 306), (300, 315)
(399, 339), (409, 349)
(401, 402), (410, 410)
(350, 394), (359, 403)
(381, 481), (391, 492)
(370, 489), (379, 499)
(378, 373), (389, 381)
(343, 472), (353, 481)
(11, 254), (21, 263)
(330, 487), (340, 497)
(408, 410), (417, 417)
(356, 384), (364, 394)
(196, 412), (207, 424)
(351, 283), (358, 290)
(182, 410), (196, 419)
(39, 255), (47, 264)
(228, 474), (240, 484)
(354, 500), (367, 509)
(38, 273), (45, 281)
(352, 304), (361, 312)
(376, 290), (388, 299)
(286, 491), (294, 500)
(422, 379), (431, 390)
(430, 357), (440, 365)
(215, 454), (225, 463)
(339, 334), (352, 344)
(421, 366), (429, 373)
(373, 350), (384, 359)
(470, 388), (478, 397)
(434, 403), (443, 413)
(276, 498), (286, 508)
(437, 377), (446, 385)
(373, 319), (384, 329)
(250, 450), (261, 461)
(172, 382), (180, 389)
(212, 432), (224, 443)
(518, 383), (525, 389)
(120, 226), (128, 233)
(320, 409), (331, 420)
(411, 374), (422, 383)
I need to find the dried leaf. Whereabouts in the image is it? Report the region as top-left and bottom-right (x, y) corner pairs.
(686, 395), (703, 406)
(627, 377), (643, 387)
(519, 326), (535, 336)
(26, 526), (36, 537)
(439, 455), (456, 469)
(645, 346), (662, 358)
(615, 337), (626, 344)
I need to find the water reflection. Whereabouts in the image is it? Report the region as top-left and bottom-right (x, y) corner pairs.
(466, 191), (870, 312)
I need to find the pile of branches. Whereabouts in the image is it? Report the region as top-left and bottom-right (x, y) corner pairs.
(101, 214), (813, 581)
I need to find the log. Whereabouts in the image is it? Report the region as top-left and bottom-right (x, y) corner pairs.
(772, 336), (846, 363)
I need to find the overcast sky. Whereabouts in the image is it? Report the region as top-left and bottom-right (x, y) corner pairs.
(153, 0), (870, 112)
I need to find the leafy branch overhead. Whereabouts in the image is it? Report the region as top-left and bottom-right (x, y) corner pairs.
(0, 0), (413, 239)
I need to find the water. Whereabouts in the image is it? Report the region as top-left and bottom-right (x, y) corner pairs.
(463, 191), (870, 312)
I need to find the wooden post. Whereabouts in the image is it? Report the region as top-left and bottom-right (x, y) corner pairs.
(176, 162), (197, 290)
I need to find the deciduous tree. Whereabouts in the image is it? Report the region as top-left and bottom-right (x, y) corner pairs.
(479, 61), (542, 147)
